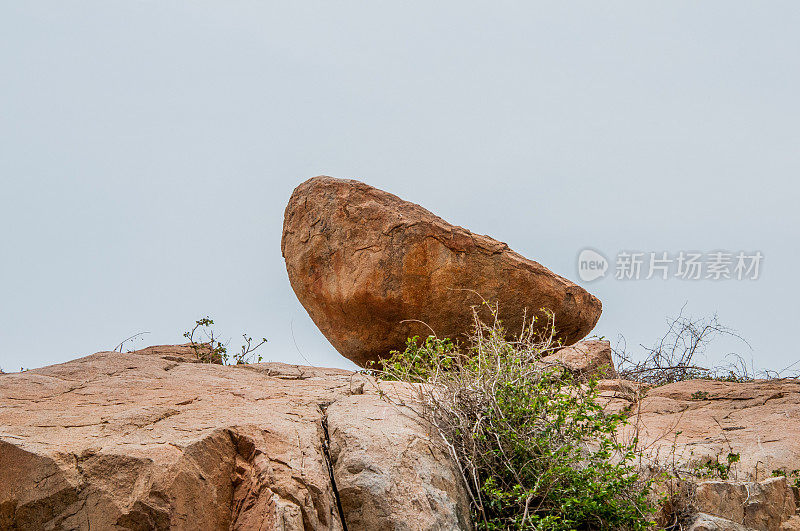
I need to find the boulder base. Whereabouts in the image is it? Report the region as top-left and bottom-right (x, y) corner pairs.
(0, 347), (470, 530)
(4, 347), (800, 529)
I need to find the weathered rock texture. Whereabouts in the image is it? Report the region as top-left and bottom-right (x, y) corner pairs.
(623, 379), (800, 482)
(5, 343), (800, 530)
(554, 344), (800, 528)
(327, 396), (472, 530)
(541, 339), (617, 379)
(281, 176), (602, 367)
(693, 476), (796, 530)
(0, 346), (470, 530)
(616, 378), (800, 529)
(689, 513), (800, 531)
(688, 512), (752, 531)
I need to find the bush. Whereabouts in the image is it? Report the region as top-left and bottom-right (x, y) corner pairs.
(613, 307), (752, 386)
(375, 306), (656, 530)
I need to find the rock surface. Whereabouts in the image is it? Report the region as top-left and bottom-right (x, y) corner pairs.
(540, 339), (617, 379)
(688, 512), (752, 531)
(327, 396), (471, 530)
(624, 379), (800, 482)
(5, 343), (800, 530)
(0, 345), (470, 530)
(693, 477), (795, 530)
(281, 176), (602, 367)
(621, 378), (800, 529)
(133, 343), (218, 363)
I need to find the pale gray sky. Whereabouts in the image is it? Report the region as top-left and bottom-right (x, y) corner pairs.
(1, 2), (798, 373)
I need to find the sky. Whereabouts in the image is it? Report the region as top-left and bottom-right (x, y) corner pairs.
(1, 2), (798, 374)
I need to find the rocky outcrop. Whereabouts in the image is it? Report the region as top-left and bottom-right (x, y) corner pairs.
(0, 346), (470, 530)
(620, 379), (800, 530)
(549, 344), (800, 528)
(624, 379), (800, 482)
(281, 176), (602, 367)
(133, 342), (219, 363)
(5, 343), (800, 530)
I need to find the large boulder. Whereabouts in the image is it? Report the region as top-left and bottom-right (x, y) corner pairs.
(281, 176), (602, 367)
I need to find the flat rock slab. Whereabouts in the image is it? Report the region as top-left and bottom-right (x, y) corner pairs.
(624, 379), (800, 482)
(281, 176), (602, 367)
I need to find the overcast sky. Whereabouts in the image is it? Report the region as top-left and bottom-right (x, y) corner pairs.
(2, 2), (798, 373)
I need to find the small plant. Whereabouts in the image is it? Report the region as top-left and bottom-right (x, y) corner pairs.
(112, 331), (151, 353)
(709, 369), (750, 383)
(690, 391), (710, 401)
(369, 335), (458, 381)
(183, 317), (267, 365)
(651, 447), (748, 528)
(233, 334), (268, 364)
(376, 305), (656, 530)
(692, 452), (740, 480)
(771, 469), (800, 489)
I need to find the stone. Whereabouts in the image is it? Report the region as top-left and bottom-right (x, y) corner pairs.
(595, 378), (650, 414)
(693, 477), (796, 531)
(7, 345), (800, 530)
(623, 379), (800, 529)
(0, 346), (470, 530)
(622, 379), (800, 483)
(326, 395), (472, 530)
(281, 176), (602, 367)
(540, 339), (617, 379)
(688, 513), (751, 531)
(131, 343), (218, 363)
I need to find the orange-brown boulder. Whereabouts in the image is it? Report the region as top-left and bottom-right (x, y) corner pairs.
(281, 176), (603, 367)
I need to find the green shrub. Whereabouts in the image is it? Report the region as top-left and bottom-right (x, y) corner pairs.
(375, 307), (656, 530)
(692, 452), (740, 480)
(772, 469), (800, 489)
